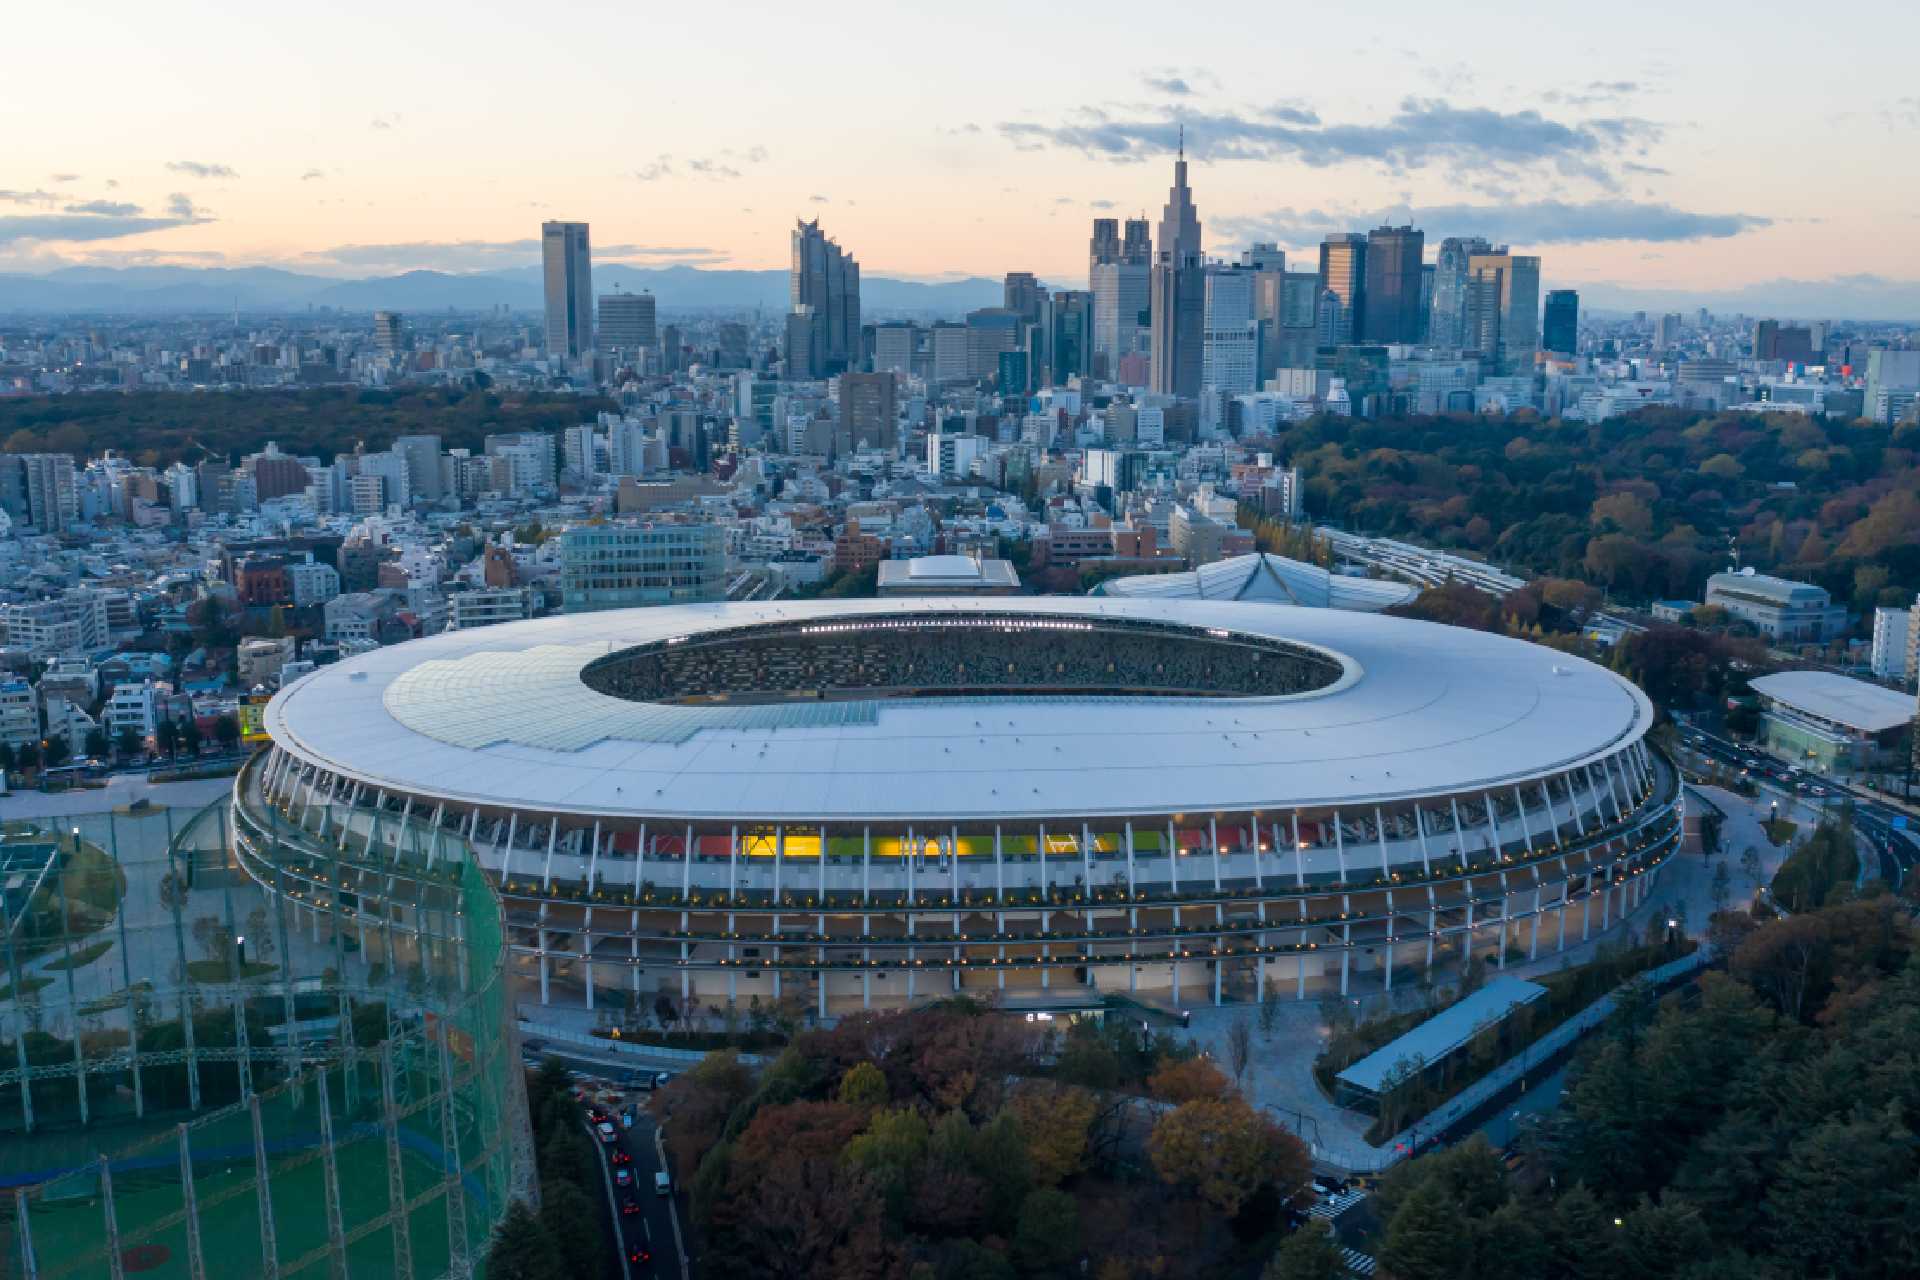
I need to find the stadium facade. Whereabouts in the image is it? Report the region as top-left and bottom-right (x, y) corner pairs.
(245, 598), (1682, 1017)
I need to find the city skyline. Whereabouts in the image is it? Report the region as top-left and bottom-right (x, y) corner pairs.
(3, 0), (1918, 313)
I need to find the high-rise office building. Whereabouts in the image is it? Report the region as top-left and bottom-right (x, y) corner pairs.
(373, 311), (405, 354)
(1428, 236), (1493, 349)
(790, 219), (860, 376)
(715, 323), (749, 369)
(597, 291), (657, 355)
(873, 323), (917, 377)
(1543, 290), (1580, 356)
(1004, 272), (1046, 325)
(1654, 312), (1684, 355)
(393, 434), (445, 501)
(965, 308), (1024, 381)
(1089, 218), (1121, 280)
(1464, 249), (1542, 373)
(1036, 290), (1093, 387)
(1148, 135), (1204, 398)
(1752, 320), (1815, 364)
(785, 308), (821, 380)
(1092, 260), (1151, 378)
(1201, 267), (1258, 422)
(838, 372), (899, 451)
(0, 454), (78, 531)
(1361, 225), (1424, 345)
(541, 221), (593, 359)
(1317, 234), (1367, 346)
(1122, 218), (1151, 265)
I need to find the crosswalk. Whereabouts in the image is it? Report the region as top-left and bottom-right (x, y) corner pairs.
(1339, 1246), (1377, 1276)
(1308, 1188), (1367, 1220)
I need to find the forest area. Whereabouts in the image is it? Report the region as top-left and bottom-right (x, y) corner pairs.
(1257, 407), (1920, 622)
(0, 386), (611, 468)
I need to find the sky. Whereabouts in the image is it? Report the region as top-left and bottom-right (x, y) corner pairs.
(3, 0), (1917, 306)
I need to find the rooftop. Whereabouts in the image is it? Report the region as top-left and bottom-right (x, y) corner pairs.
(1094, 552), (1419, 612)
(1749, 670), (1916, 734)
(1336, 977), (1549, 1095)
(264, 597), (1654, 824)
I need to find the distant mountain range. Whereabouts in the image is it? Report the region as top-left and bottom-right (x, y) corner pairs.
(0, 264), (1015, 317)
(2, 263), (1913, 323)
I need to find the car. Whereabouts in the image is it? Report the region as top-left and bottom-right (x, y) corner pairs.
(620, 1107), (636, 1128)
(654, 1170), (671, 1197)
(627, 1245), (653, 1265)
(596, 1120), (617, 1144)
(520, 1039), (546, 1056)
(621, 1194), (642, 1217)
(653, 1071), (673, 1090)
(611, 1148), (632, 1165)
(614, 1167), (633, 1188)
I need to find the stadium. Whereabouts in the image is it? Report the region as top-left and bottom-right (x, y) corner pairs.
(246, 596), (1682, 1018)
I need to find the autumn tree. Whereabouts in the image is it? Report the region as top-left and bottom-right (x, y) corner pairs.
(1147, 1096), (1305, 1217)
(1006, 1081), (1097, 1187)
(1146, 1055), (1230, 1105)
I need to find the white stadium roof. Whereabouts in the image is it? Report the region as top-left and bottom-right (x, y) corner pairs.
(265, 597), (1652, 824)
(1093, 552), (1419, 612)
(1749, 670), (1915, 734)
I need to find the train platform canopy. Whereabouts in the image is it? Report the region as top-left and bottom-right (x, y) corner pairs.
(1336, 976), (1548, 1098)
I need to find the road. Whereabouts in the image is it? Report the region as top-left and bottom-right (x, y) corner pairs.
(580, 1093), (686, 1280)
(1670, 720), (1920, 887)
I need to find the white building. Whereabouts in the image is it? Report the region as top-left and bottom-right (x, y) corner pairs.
(450, 587), (538, 631)
(104, 681), (164, 744)
(927, 433), (987, 481)
(288, 560), (341, 607)
(0, 677), (38, 750)
(1870, 607), (1911, 684)
(1200, 269), (1258, 430)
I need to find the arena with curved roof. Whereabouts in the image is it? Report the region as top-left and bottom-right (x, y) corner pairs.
(238, 597), (1682, 1016)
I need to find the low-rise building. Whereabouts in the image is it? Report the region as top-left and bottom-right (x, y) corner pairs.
(449, 587), (537, 631)
(1704, 569), (1847, 643)
(1749, 670), (1915, 776)
(0, 676), (38, 750)
(875, 554), (1020, 596)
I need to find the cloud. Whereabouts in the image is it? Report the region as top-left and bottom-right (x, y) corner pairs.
(1215, 198), (1770, 249)
(633, 156), (673, 182)
(1622, 161), (1671, 176)
(997, 97), (1660, 187)
(370, 114), (401, 130)
(301, 169), (326, 181)
(1263, 103), (1321, 125)
(0, 189), (57, 206)
(1543, 80), (1641, 108)
(1090, 199), (1115, 210)
(809, 194), (829, 203)
(166, 160), (236, 179)
(64, 200), (143, 216)
(686, 158), (742, 179)
(1143, 74), (1193, 96)
(49, 173), (81, 183)
(0, 211), (213, 246)
(165, 193), (207, 219)
(1884, 97), (1920, 129)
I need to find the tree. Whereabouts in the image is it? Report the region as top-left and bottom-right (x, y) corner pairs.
(837, 1060), (888, 1108)
(1710, 862), (1732, 914)
(536, 1180), (601, 1280)
(1148, 1096), (1301, 1217)
(1013, 1187), (1079, 1273)
(42, 736), (71, 768)
(1262, 1221), (1344, 1280)
(1379, 1181), (1474, 1280)
(1226, 1016), (1253, 1090)
(214, 713), (241, 752)
(84, 727), (108, 759)
(485, 1201), (562, 1280)
(0, 742), (13, 774)
(1147, 1055), (1230, 1105)
(115, 727), (141, 760)
(155, 718), (180, 759)
(1258, 995), (1280, 1041)
(1006, 1082), (1097, 1188)
(244, 905), (276, 963)
(180, 715), (204, 756)
(15, 739), (39, 772)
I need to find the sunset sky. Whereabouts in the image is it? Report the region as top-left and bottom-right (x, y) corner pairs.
(4, 0), (1916, 301)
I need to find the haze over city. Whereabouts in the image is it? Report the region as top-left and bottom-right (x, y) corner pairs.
(4, 0), (1919, 314)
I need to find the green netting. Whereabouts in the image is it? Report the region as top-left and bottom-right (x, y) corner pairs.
(0, 754), (530, 1280)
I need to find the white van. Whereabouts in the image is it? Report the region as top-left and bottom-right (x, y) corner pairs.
(654, 1170), (671, 1197)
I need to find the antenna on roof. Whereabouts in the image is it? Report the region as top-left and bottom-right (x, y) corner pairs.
(1178, 124), (1184, 161)
(1727, 531), (1740, 573)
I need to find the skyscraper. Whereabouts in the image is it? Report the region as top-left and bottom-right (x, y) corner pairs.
(838, 372), (898, 451)
(1088, 219), (1120, 281)
(1036, 290), (1093, 387)
(1543, 290), (1580, 356)
(1004, 272), (1046, 325)
(598, 291), (657, 355)
(1148, 134), (1204, 398)
(372, 311), (405, 354)
(1200, 267), (1258, 409)
(1241, 244), (1287, 381)
(1428, 236), (1493, 349)
(1092, 217), (1153, 378)
(1361, 225), (1425, 344)
(790, 219), (860, 376)
(1464, 249), (1542, 373)
(1317, 234), (1367, 346)
(541, 221), (593, 359)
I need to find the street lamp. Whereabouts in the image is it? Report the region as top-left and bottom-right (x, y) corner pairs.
(236, 934), (247, 966)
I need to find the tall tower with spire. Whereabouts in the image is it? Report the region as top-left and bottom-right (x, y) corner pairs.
(1149, 126), (1206, 398)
